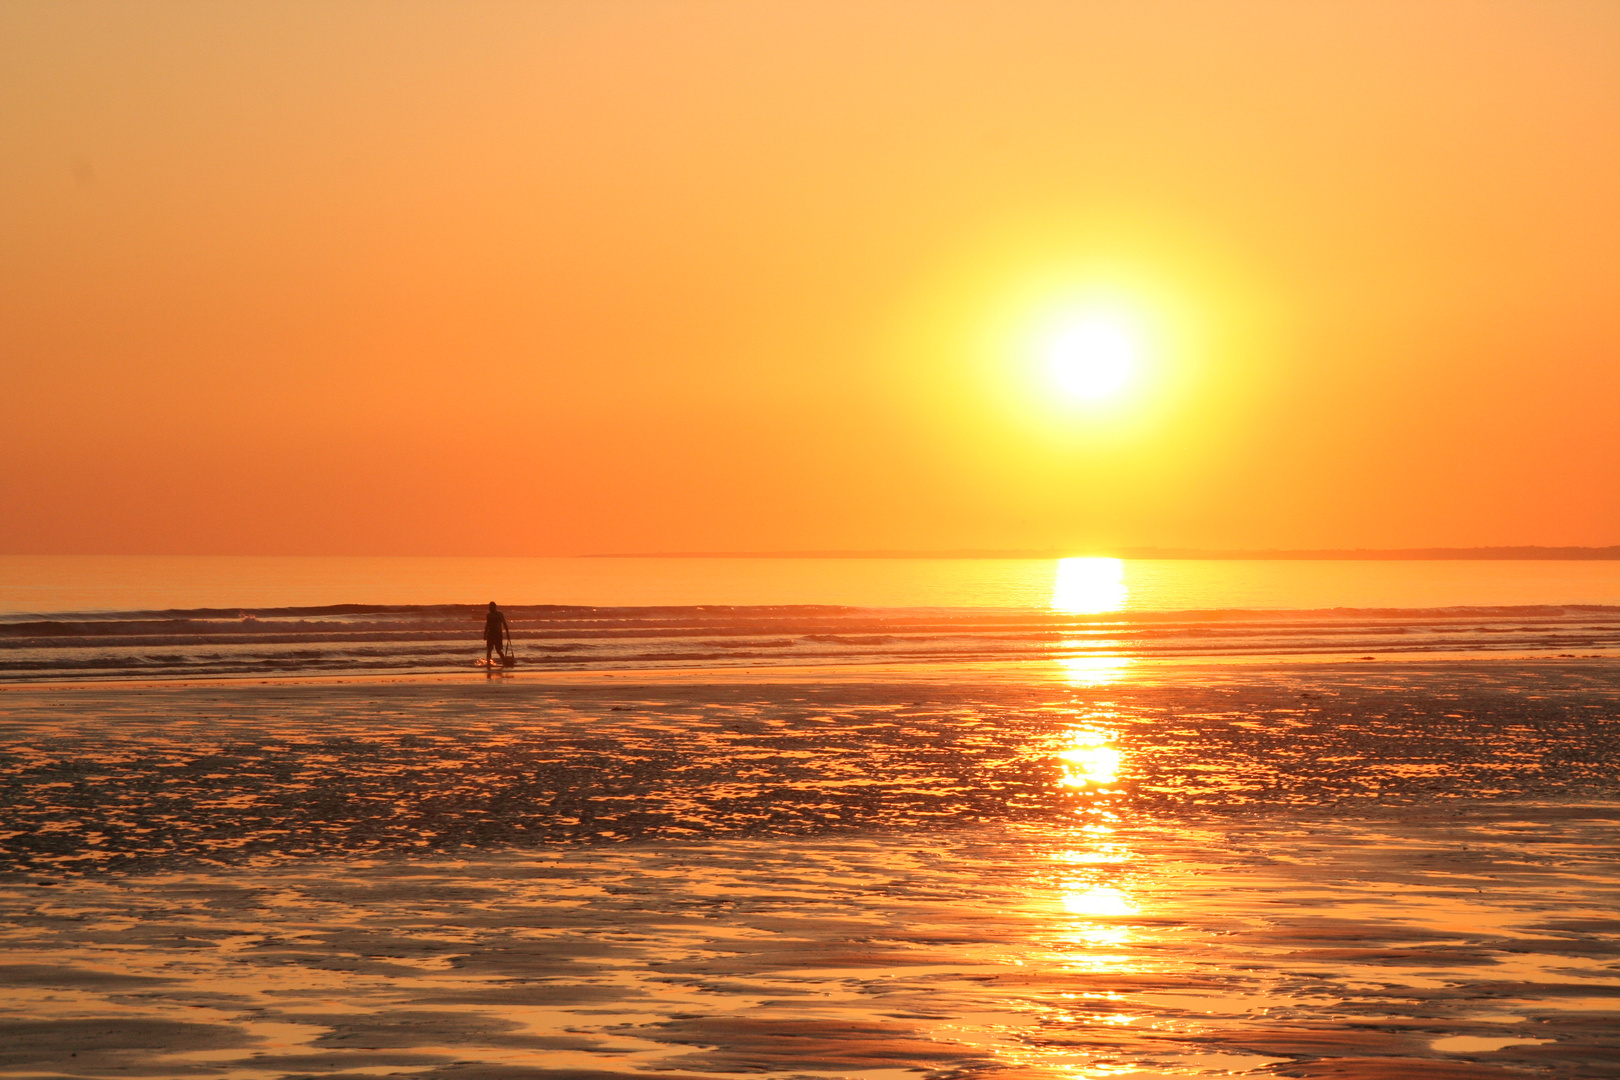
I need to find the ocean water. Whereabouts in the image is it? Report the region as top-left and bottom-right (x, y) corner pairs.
(2, 555), (1617, 681)
(5, 554), (1620, 612)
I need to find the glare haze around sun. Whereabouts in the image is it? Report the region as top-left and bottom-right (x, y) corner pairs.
(1048, 317), (1137, 401)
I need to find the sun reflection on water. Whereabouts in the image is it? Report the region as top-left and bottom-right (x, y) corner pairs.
(1055, 652), (1135, 687)
(1050, 557), (1127, 614)
(1050, 559), (1130, 685)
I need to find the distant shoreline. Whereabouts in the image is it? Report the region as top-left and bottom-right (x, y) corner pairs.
(587, 546), (1620, 561)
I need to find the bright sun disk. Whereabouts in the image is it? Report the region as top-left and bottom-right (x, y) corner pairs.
(1048, 318), (1137, 401)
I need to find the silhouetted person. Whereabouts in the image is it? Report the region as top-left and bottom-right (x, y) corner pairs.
(483, 601), (511, 664)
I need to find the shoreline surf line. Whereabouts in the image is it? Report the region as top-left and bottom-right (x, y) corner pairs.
(2, 649), (1614, 692)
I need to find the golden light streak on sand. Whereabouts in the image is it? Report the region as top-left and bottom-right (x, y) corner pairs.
(1061, 885), (1136, 918)
(1052, 875), (1140, 967)
(1051, 842), (1128, 865)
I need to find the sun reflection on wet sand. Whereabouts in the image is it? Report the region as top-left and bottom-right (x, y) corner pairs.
(1057, 726), (1123, 789)
(1051, 834), (1139, 957)
(1046, 723), (1145, 991)
(1061, 883), (1136, 918)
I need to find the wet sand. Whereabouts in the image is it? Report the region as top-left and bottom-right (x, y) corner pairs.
(2, 660), (1618, 1078)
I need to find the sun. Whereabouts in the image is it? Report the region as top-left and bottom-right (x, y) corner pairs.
(1047, 316), (1138, 401)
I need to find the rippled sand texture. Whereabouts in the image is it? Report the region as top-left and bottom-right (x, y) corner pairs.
(1, 661), (1618, 1078)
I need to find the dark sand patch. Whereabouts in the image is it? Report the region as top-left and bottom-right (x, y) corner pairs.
(0, 963), (174, 988)
(1263, 1060), (1523, 1078)
(0, 1018), (255, 1072)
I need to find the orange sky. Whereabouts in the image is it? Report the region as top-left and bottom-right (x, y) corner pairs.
(3, 1), (1617, 555)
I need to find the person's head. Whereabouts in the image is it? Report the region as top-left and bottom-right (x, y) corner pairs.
(488, 601), (497, 610)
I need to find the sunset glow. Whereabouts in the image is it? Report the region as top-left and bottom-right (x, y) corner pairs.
(2, 3), (1614, 555)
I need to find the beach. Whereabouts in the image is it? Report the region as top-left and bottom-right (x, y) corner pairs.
(3, 659), (1617, 1079)
(8, 0), (1619, 1074)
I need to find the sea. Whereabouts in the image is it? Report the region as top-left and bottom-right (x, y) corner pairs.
(2, 554), (1617, 681)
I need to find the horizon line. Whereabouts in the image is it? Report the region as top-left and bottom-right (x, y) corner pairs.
(583, 545), (1620, 560)
(3, 546), (1617, 560)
